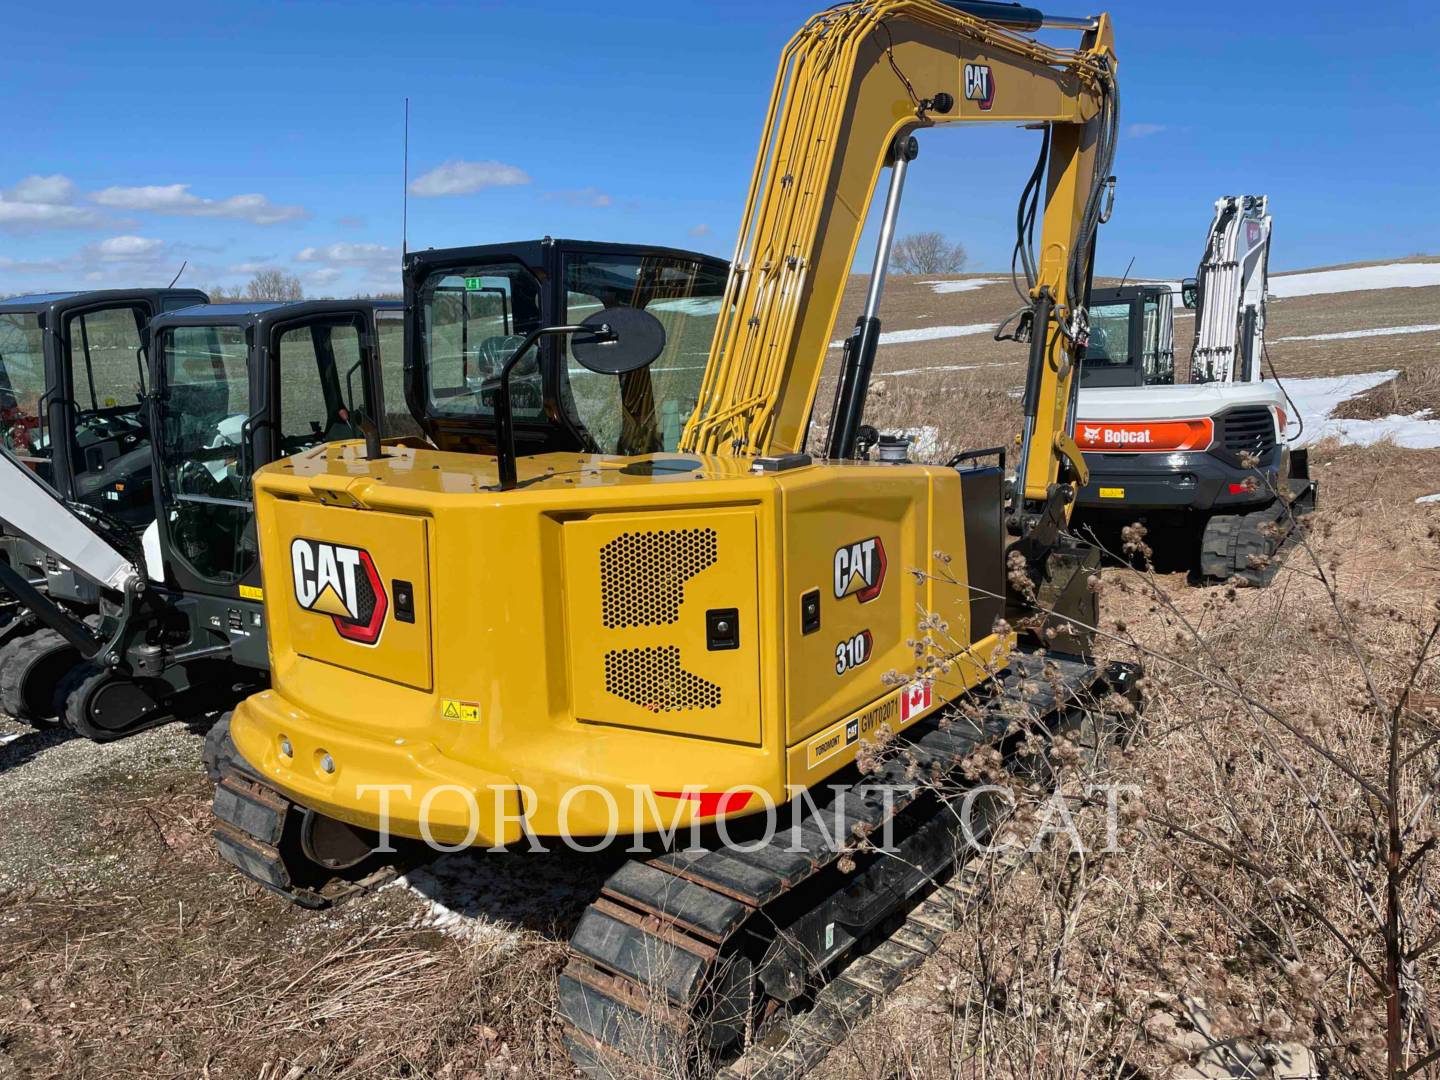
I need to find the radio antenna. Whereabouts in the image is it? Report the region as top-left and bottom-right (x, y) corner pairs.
(402, 97), (410, 259)
(167, 260), (188, 289)
(1117, 255), (1135, 289)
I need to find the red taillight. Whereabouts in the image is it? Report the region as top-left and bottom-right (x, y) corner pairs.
(1075, 418), (1215, 453)
(655, 789), (755, 817)
(1227, 482), (1256, 495)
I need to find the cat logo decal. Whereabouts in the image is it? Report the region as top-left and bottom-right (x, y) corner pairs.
(291, 538), (388, 645)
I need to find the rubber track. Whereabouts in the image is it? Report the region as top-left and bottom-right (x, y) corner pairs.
(1199, 478), (1317, 586)
(558, 653), (1138, 1077)
(208, 715), (406, 907)
(0, 629), (78, 723)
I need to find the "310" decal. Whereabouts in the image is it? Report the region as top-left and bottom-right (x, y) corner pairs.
(835, 630), (873, 675)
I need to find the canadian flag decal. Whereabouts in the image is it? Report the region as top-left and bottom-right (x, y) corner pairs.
(900, 680), (933, 723)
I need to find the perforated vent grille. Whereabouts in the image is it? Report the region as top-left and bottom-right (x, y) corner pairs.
(604, 646), (721, 711)
(600, 528), (717, 628)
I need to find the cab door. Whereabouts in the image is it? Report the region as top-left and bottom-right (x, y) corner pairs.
(153, 321), (262, 600)
(53, 301), (154, 523)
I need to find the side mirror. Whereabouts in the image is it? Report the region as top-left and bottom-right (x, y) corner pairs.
(1181, 277), (1198, 310)
(570, 307), (666, 375)
(492, 307), (667, 490)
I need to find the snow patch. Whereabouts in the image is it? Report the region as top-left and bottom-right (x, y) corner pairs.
(829, 323), (994, 349)
(1416, 494), (1440, 505)
(389, 849), (611, 943)
(1320, 412), (1440, 450)
(899, 425), (943, 461)
(1273, 323), (1440, 344)
(876, 361), (1010, 378)
(1269, 263), (1440, 298)
(915, 278), (1001, 295)
(1280, 370), (1440, 449)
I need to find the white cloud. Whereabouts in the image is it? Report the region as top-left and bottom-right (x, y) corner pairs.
(545, 187), (612, 208)
(0, 174), (102, 231)
(408, 160), (530, 197)
(295, 242), (397, 265)
(10, 174), (79, 204)
(689, 224), (712, 238)
(302, 267), (346, 287)
(1125, 122), (1167, 139)
(94, 235), (165, 259)
(89, 183), (308, 224)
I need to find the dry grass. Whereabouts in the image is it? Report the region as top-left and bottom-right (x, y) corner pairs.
(1332, 367), (1440, 423)
(812, 442), (1440, 1078)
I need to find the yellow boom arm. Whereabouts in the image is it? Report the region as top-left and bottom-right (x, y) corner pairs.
(681, 0), (1117, 506)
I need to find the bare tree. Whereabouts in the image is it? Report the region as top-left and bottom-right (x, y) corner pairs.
(889, 231), (967, 275)
(242, 269), (304, 302)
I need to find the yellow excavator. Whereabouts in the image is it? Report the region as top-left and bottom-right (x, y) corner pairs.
(208, 0), (1132, 1072)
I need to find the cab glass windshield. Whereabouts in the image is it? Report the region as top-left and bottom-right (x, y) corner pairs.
(1085, 302), (1132, 367)
(418, 261), (545, 421)
(559, 253), (726, 454)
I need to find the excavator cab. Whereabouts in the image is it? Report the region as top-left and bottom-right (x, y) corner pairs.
(0, 288), (208, 611)
(143, 301), (403, 664)
(404, 238), (729, 459)
(1079, 284), (1176, 388)
(0, 300), (407, 738)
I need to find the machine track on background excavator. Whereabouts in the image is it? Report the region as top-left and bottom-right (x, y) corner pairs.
(206, 3), (1140, 1075)
(1073, 196), (1317, 585)
(0, 300), (410, 740)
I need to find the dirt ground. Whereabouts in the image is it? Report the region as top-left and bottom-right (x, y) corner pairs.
(1, 260), (1438, 1078)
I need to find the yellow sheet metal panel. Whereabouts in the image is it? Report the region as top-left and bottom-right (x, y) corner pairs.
(925, 466), (973, 646)
(563, 508), (762, 745)
(229, 686), (525, 848)
(266, 499), (433, 692)
(775, 463), (929, 745)
(239, 447), (1018, 839)
(783, 631), (1009, 789)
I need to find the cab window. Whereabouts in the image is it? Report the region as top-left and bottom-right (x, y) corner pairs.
(558, 253), (726, 454)
(1085, 302), (1133, 367)
(0, 311), (48, 458)
(158, 325), (255, 583)
(375, 309), (424, 439)
(276, 319), (362, 456)
(419, 263), (545, 421)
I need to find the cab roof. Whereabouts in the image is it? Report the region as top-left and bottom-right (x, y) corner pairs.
(149, 298), (402, 332)
(0, 287), (208, 315)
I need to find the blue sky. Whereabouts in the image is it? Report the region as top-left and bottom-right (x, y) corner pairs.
(1, 1), (1435, 297)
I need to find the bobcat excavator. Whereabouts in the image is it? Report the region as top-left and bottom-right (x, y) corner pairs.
(207, 1), (1135, 1073)
(1073, 195), (1316, 583)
